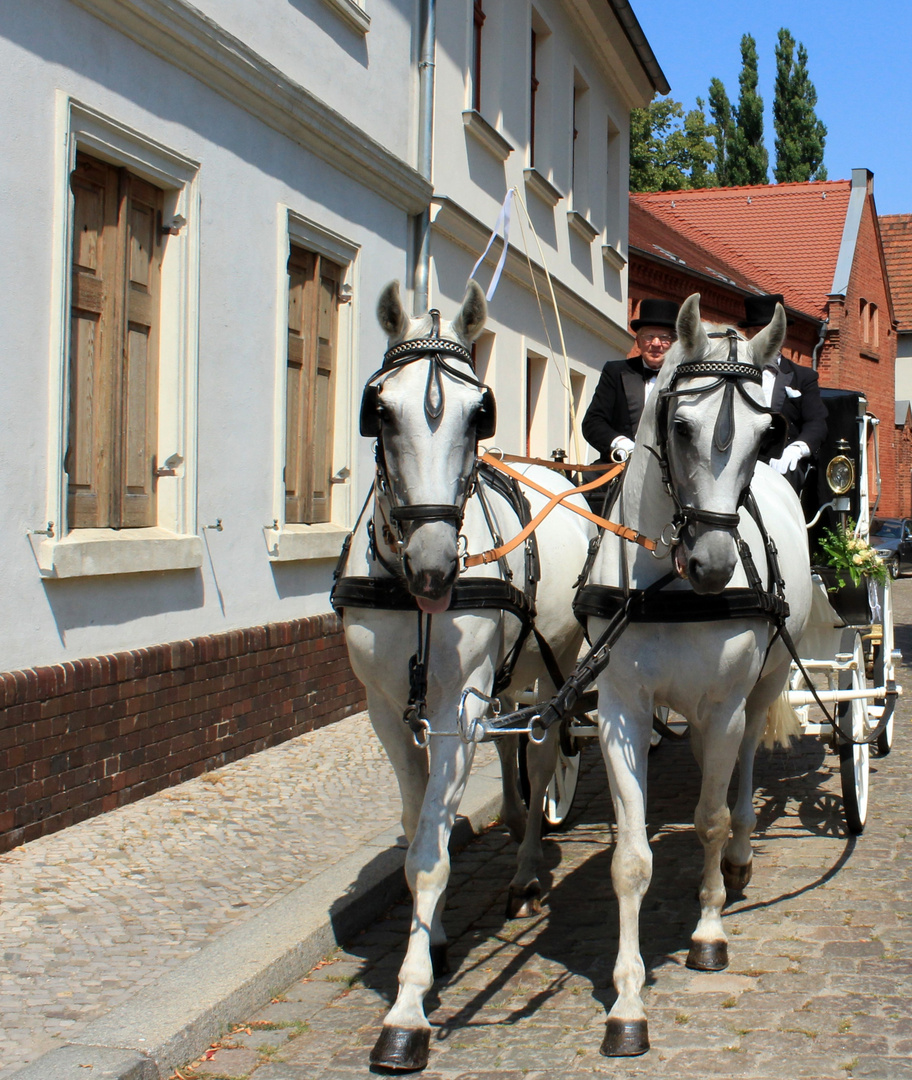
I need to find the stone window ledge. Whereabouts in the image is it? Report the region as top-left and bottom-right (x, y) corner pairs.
(36, 528), (203, 579)
(523, 167), (563, 207)
(462, 110), (513, 161)
(264, 522), (350, 562)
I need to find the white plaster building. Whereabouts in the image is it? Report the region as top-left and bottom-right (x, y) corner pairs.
(0, 0), (664, 846)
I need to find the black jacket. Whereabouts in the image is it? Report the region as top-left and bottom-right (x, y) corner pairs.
(581, 355), (655, 460)
(762, 356), (828, 460)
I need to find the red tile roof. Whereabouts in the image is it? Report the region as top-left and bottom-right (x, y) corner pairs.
(879, 214), (912, 331)
(631, 180), (854, 321)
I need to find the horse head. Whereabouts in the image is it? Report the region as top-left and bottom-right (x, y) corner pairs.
(655, 293), (786, 593)
(366, 279), (492, 612)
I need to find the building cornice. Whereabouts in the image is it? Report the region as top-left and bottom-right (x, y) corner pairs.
(431, 197), (632, 351)
(70, 0), (432, 214)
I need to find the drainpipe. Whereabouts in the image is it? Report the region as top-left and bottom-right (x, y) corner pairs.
(413, 0), (436, 313)
(811, 317), (828, 372)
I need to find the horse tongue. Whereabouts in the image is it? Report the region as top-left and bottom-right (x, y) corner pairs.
(417, 590), (453, 614)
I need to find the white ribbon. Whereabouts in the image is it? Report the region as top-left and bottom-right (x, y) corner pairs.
(469, 188), (514, 301)
(867, 576), (882, 622)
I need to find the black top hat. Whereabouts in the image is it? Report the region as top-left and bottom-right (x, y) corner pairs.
(739, 293), (789, 328)
(630, 298), (680, 332)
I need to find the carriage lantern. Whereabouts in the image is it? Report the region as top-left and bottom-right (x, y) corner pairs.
(825, 437), (856, 501)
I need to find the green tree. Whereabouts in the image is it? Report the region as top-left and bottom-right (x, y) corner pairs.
(773, 28), (827, 182)
(708, 76), (734, 186)
(629, 96), (716, 193)
(727, 34), (769, 185)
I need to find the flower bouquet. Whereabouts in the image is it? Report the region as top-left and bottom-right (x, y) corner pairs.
(814, 520), (887, 625)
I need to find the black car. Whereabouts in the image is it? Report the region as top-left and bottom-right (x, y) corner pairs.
(871, 517), (912, 578)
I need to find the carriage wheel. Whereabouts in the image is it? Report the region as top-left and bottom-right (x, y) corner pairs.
(838, 630), (869, 834)
(871, 641), (894, 755)
(518, 733), (581, 832)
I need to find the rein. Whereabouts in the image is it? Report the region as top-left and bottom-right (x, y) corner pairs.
(464, 454), (655, 568)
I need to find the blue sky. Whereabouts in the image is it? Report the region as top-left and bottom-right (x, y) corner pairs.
(632, 0), (911, 215)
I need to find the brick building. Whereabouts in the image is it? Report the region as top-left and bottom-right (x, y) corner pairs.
(627, 171), (908, 517)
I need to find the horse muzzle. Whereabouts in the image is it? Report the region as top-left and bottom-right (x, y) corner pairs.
(679, 528), (738, 594)
(401, 519), (460, 611)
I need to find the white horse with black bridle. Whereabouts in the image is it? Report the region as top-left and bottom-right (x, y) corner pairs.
(572, 294), (812, 1055)
(334, 281), (592, 1071)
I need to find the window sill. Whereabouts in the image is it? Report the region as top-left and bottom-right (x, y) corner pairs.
(567, 210), (598, 243)
(462, 110), (513, 161)
(36, 528), (204, 579)
(523, 167), (563, 207)
(317, 0), (370, 34)
(861, 349), (880, 361)
(602, 244), (627, 271)
(264, 522), (349, 562)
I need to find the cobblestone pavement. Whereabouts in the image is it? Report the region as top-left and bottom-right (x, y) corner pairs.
(183, 584), (912, 1080)
(0, 704), (498, 1077)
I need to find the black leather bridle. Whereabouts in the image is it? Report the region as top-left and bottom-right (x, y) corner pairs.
(359, 311), (496, 540)
(653, 329), (787, 536)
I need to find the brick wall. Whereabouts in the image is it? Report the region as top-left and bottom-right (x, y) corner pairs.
(0, 613), (366, 852)
(818, 194), (900, 516)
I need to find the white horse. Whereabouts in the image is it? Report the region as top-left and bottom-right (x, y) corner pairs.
(581, 294), (812, 1056)
(338, 280), (592, 1072)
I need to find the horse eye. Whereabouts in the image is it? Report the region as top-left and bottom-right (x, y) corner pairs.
(673, 418), (693, 440)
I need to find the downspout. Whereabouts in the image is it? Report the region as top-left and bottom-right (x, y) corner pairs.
(413, 0), (436, 312)
(811, 317), (828, 372)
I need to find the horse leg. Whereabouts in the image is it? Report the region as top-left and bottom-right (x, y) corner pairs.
(722, 675), (788, 892)
(687, 711), (743, 971)
(506, 728), (559, 918)
(599, 706), (653, 1057)
(366, 692), (429, 844)
(371, 732), (475, 1072)
(495, 732), (528, 845)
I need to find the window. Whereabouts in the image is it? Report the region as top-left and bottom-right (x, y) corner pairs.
(67, 152), (163, 529)
(571, 75), (589, 216)
(470, 0), (485, 113)
(605, 115), (622, 249)
(525, 352), (547, 456)
(284, 246), (341, 525)
(860, 298), (880, 349)
(529, 28), (540, 167)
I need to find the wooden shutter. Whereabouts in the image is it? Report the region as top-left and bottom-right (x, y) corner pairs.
(119, 173), (162, 527)
(284, 246), (340, 525)
(67, 155), (119, 528)
(66, 153), (162, 530)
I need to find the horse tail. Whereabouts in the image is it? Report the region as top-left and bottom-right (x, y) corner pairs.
(762, 690), (802, 750)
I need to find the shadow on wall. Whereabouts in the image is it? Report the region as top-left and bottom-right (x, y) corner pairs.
(41, 568), (204, 643)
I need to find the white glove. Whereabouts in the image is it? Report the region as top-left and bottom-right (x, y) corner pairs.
(610, 435), (635, 461)
(769, 441), (809, 474)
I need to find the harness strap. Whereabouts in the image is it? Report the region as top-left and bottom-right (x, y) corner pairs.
(465, 454), (654, 568)
(495, 453), (619, 473)
(330, 575), (533, 621)
(574, 584), (788, 624)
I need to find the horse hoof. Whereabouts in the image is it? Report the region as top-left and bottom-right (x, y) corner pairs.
(430, 943), (449, 979)
(369, 1026), (430, 1072)
(722, 856), (752, 892)
(506, 882), (541, 919)
(600, 1018), (649, 1057)
(686, 939), (729, 971)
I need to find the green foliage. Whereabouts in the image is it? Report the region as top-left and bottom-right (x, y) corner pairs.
(727, 33), (769, 185)
(708, 77), (734, 186)
(773, 28), (827, 182)
(818, 520), (887, 588)
(629, 96), (717, 193)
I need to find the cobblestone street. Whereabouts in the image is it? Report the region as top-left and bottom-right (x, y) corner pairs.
(188, 585), (912, 1080)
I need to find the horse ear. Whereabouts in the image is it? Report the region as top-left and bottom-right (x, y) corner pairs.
(452, 280), (487, 343)
(748, 303), (787, 368)
(675, 293), (709, 357)
(377, 280), (411, 341)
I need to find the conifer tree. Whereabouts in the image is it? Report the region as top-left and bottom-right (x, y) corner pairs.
(727, 34), (769, 185)
(708, 76), (734, 186)
(773, 28), (827, 182)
